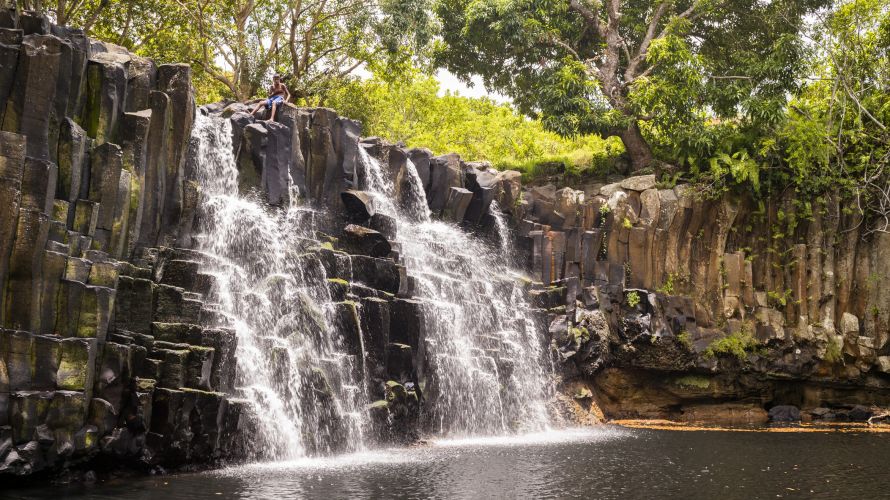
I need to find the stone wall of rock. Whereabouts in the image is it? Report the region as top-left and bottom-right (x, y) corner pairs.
(0, 9), (528, 477)
(514, 175), (890, 423)
(0, 10), (250, 477)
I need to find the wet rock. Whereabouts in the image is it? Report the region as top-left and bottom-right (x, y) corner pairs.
(389, 299), (424, 350)
(529, 286), (567, 309)
(332, 301), (362, 357)
(349, 255), (401, 295)
(443, 187), (473, 223)
(385, 343), (415, 382)
(428, 154), (462, 213)
(359, 297), (390, 377)
(341, 190), (375, 221)
(768, 405), (801, 422)
(369, 213), (397, 240)
(340, 224), (391, 258)
(408, 148), (432, 194)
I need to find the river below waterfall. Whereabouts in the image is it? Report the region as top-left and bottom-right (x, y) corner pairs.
(8, 427), (890, 499)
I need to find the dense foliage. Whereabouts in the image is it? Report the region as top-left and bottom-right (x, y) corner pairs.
(435, 0), (829, 171)
(326, 71), (624, 180)
(7, 0), (889, 231)
(12, 0), (434, 103)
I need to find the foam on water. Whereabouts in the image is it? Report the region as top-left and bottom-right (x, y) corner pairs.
(430, 427), (633, 448)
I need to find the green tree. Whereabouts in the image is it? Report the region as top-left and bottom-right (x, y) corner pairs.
(435, 0), (828, 172)
(326, 70), (622, 178)
(775, 0), (889, 234)
(15, 0), (434, 103)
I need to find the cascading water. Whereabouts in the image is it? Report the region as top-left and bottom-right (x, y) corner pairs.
(191, 114), (368, 459)
(357, 148), (552, 436)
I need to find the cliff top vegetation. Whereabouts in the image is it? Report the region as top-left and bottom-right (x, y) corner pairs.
(13, 0), (889, 234)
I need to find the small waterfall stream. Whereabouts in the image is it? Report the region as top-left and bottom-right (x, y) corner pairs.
(357, 148), (552, 436)
(191, 115), (368, 459)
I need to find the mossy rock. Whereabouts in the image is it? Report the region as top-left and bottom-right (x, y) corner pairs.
(673, 374), (711, 390)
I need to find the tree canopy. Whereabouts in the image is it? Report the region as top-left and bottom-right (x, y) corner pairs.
(7, 0), (889, 231)
(435, 0), (829, 172)
(326, 70), (624, 180)
(14, 0), (434, 103)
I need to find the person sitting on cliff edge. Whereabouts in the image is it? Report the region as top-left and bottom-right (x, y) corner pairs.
(250, 74), (290, 122)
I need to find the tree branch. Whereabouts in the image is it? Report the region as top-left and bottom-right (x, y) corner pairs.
(625, 1), (668, 82)
(568, 0), (607, 40)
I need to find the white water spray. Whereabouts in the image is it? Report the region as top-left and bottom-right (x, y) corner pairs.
(191, 114), (368, 459)
(357, 148), (552, 436)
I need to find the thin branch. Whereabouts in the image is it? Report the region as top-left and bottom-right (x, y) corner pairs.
(625, 1), (668, 82)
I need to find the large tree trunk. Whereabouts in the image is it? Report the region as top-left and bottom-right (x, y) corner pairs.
(617, 122), (654, 172)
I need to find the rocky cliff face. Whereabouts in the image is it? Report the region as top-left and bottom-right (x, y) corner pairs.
(0, 10), (251, 477)
(515, 174), (890, 423)
(1, 5), (888, 484)
(0, 10), (535, 479)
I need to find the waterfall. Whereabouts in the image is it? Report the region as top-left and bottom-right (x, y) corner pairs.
(191, 114), (368, 459)
(189, 112), (552, 462)
(489, 200), (515, 268)
(358, 148), (552, 436)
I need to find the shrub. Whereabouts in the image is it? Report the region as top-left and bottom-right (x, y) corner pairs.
(825, 336), (843, 364)
(677, 330), (693, 349)
(626, 291), (641, 308)
(703, 329), (759, 361)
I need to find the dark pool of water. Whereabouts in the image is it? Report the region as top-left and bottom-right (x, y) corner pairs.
(4, 427), (890, 499)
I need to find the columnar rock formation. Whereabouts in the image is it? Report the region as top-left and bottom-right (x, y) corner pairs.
(2, 6), (889, 483)
(516, 176), (890, 422)
(0, 11), (536, 477)
(0, 10), (248, 476)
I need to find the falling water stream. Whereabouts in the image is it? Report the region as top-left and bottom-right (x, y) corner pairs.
(356, 147), (552, 436)
(189, 113), (552, 460)
(191, 115), (367, 459)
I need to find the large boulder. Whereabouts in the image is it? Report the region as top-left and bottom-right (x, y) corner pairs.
(428, 154), (462, 214)
(768, 405), (801, 423)
(340, 190), (375, 221)
(340, 224), (391, 258)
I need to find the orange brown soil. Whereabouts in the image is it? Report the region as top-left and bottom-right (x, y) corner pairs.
(611, 419), (890, 433)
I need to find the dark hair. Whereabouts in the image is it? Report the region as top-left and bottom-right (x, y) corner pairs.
(273, 74), (281, 80)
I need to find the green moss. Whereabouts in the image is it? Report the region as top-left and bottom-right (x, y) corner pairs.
(622, 217), (632, 229)
(573, 387), (593, 399)
(327, 278), (348, 286)
(570, 326), (590, 344)
(825, 336), (843, 364)
(677, 330), (693, 349)
(767, 289), (793, 308)
(657, 273), (677, 295)
(674, 375), (711, 390)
